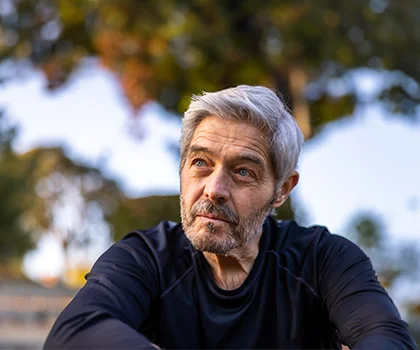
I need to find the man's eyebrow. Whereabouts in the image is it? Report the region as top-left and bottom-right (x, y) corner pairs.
(189, 145), (264, 167)
(188, 145), (214, 155)
(237, 154), (264, 168)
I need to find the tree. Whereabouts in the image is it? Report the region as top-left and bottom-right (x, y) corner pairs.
(0, 140), (123, 266)
(0, 111), (34, 264)
(1, 0), (419, 138)
(0, 109), (126, 269)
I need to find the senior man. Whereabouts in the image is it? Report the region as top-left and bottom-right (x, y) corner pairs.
(45, 85), (417, 349)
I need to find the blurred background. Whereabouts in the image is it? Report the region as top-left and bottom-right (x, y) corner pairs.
(0, 0), (419, 348)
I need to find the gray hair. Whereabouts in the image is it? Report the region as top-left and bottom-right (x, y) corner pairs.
(180, 85), (304, 190)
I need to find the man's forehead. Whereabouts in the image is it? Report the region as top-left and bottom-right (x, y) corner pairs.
(187, 116), (271, 164)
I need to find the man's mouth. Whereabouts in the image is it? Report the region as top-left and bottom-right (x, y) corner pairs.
(196, 213), (230, 223)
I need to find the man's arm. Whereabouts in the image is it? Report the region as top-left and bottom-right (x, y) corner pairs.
(317, 233), (418, 349)
(44, 233), (160, 349)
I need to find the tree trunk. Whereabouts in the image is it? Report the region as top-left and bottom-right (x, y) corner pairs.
(275, 66), (312, 139)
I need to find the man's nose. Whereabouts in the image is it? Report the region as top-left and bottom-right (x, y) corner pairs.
(204, 169), (230, 202)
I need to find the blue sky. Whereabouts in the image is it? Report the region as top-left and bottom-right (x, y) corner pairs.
(1, 61), (419, 280)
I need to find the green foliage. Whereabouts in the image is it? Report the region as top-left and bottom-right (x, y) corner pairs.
(1, 0), (420, 130)
(0, 112), (34, 262)
(309, 94), (356, 133)
(109, 195), (181, 242)
(352, 215), (383, 249)
(0, 112), (124, 263)
(0, 169), (35, 261)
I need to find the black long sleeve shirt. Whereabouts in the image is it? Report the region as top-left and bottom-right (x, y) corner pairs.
(44, 218), (417, 349)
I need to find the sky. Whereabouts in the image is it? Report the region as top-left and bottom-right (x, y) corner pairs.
(1, 61), (420, 280)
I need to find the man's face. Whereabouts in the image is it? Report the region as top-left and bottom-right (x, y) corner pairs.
(180, 115), (280, 255)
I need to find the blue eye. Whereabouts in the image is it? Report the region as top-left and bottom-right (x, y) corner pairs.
(238, 169), (249, 177)
(194, 159), (205, 167)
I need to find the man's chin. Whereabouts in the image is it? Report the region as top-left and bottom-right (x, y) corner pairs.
(190, 239), (237, 255)
(184, 225), (237, 254)
(199, 247), (234, 256)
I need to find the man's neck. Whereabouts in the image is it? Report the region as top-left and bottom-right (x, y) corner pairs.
(203, 232), (263, 290)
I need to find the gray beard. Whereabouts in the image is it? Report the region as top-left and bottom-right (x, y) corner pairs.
(180, 195), (274, 255)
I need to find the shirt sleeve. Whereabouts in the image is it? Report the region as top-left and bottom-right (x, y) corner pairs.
(44, 233), (160, 349)
(317, 233), (418, 350)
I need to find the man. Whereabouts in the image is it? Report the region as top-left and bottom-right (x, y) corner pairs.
(44, 85), (417, 349)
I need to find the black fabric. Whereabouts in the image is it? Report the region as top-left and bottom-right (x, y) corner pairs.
(44, 218), (417, 349)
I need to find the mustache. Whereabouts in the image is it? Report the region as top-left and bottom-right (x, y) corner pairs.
(191, 200), (239, 225)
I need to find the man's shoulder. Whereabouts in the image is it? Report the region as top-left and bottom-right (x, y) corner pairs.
(267, 217), (356, 258)
(267, 218), (365, 294)
(268, 217), (327, 249)
(113, 221), (193, 289)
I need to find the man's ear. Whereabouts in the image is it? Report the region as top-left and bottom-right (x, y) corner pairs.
(272, 171), (300, 208)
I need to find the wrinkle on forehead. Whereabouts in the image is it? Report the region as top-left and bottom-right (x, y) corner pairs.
(189, 116), (271, 163)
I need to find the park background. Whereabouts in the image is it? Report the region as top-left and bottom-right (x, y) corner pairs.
(0, 0), (420, 348)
